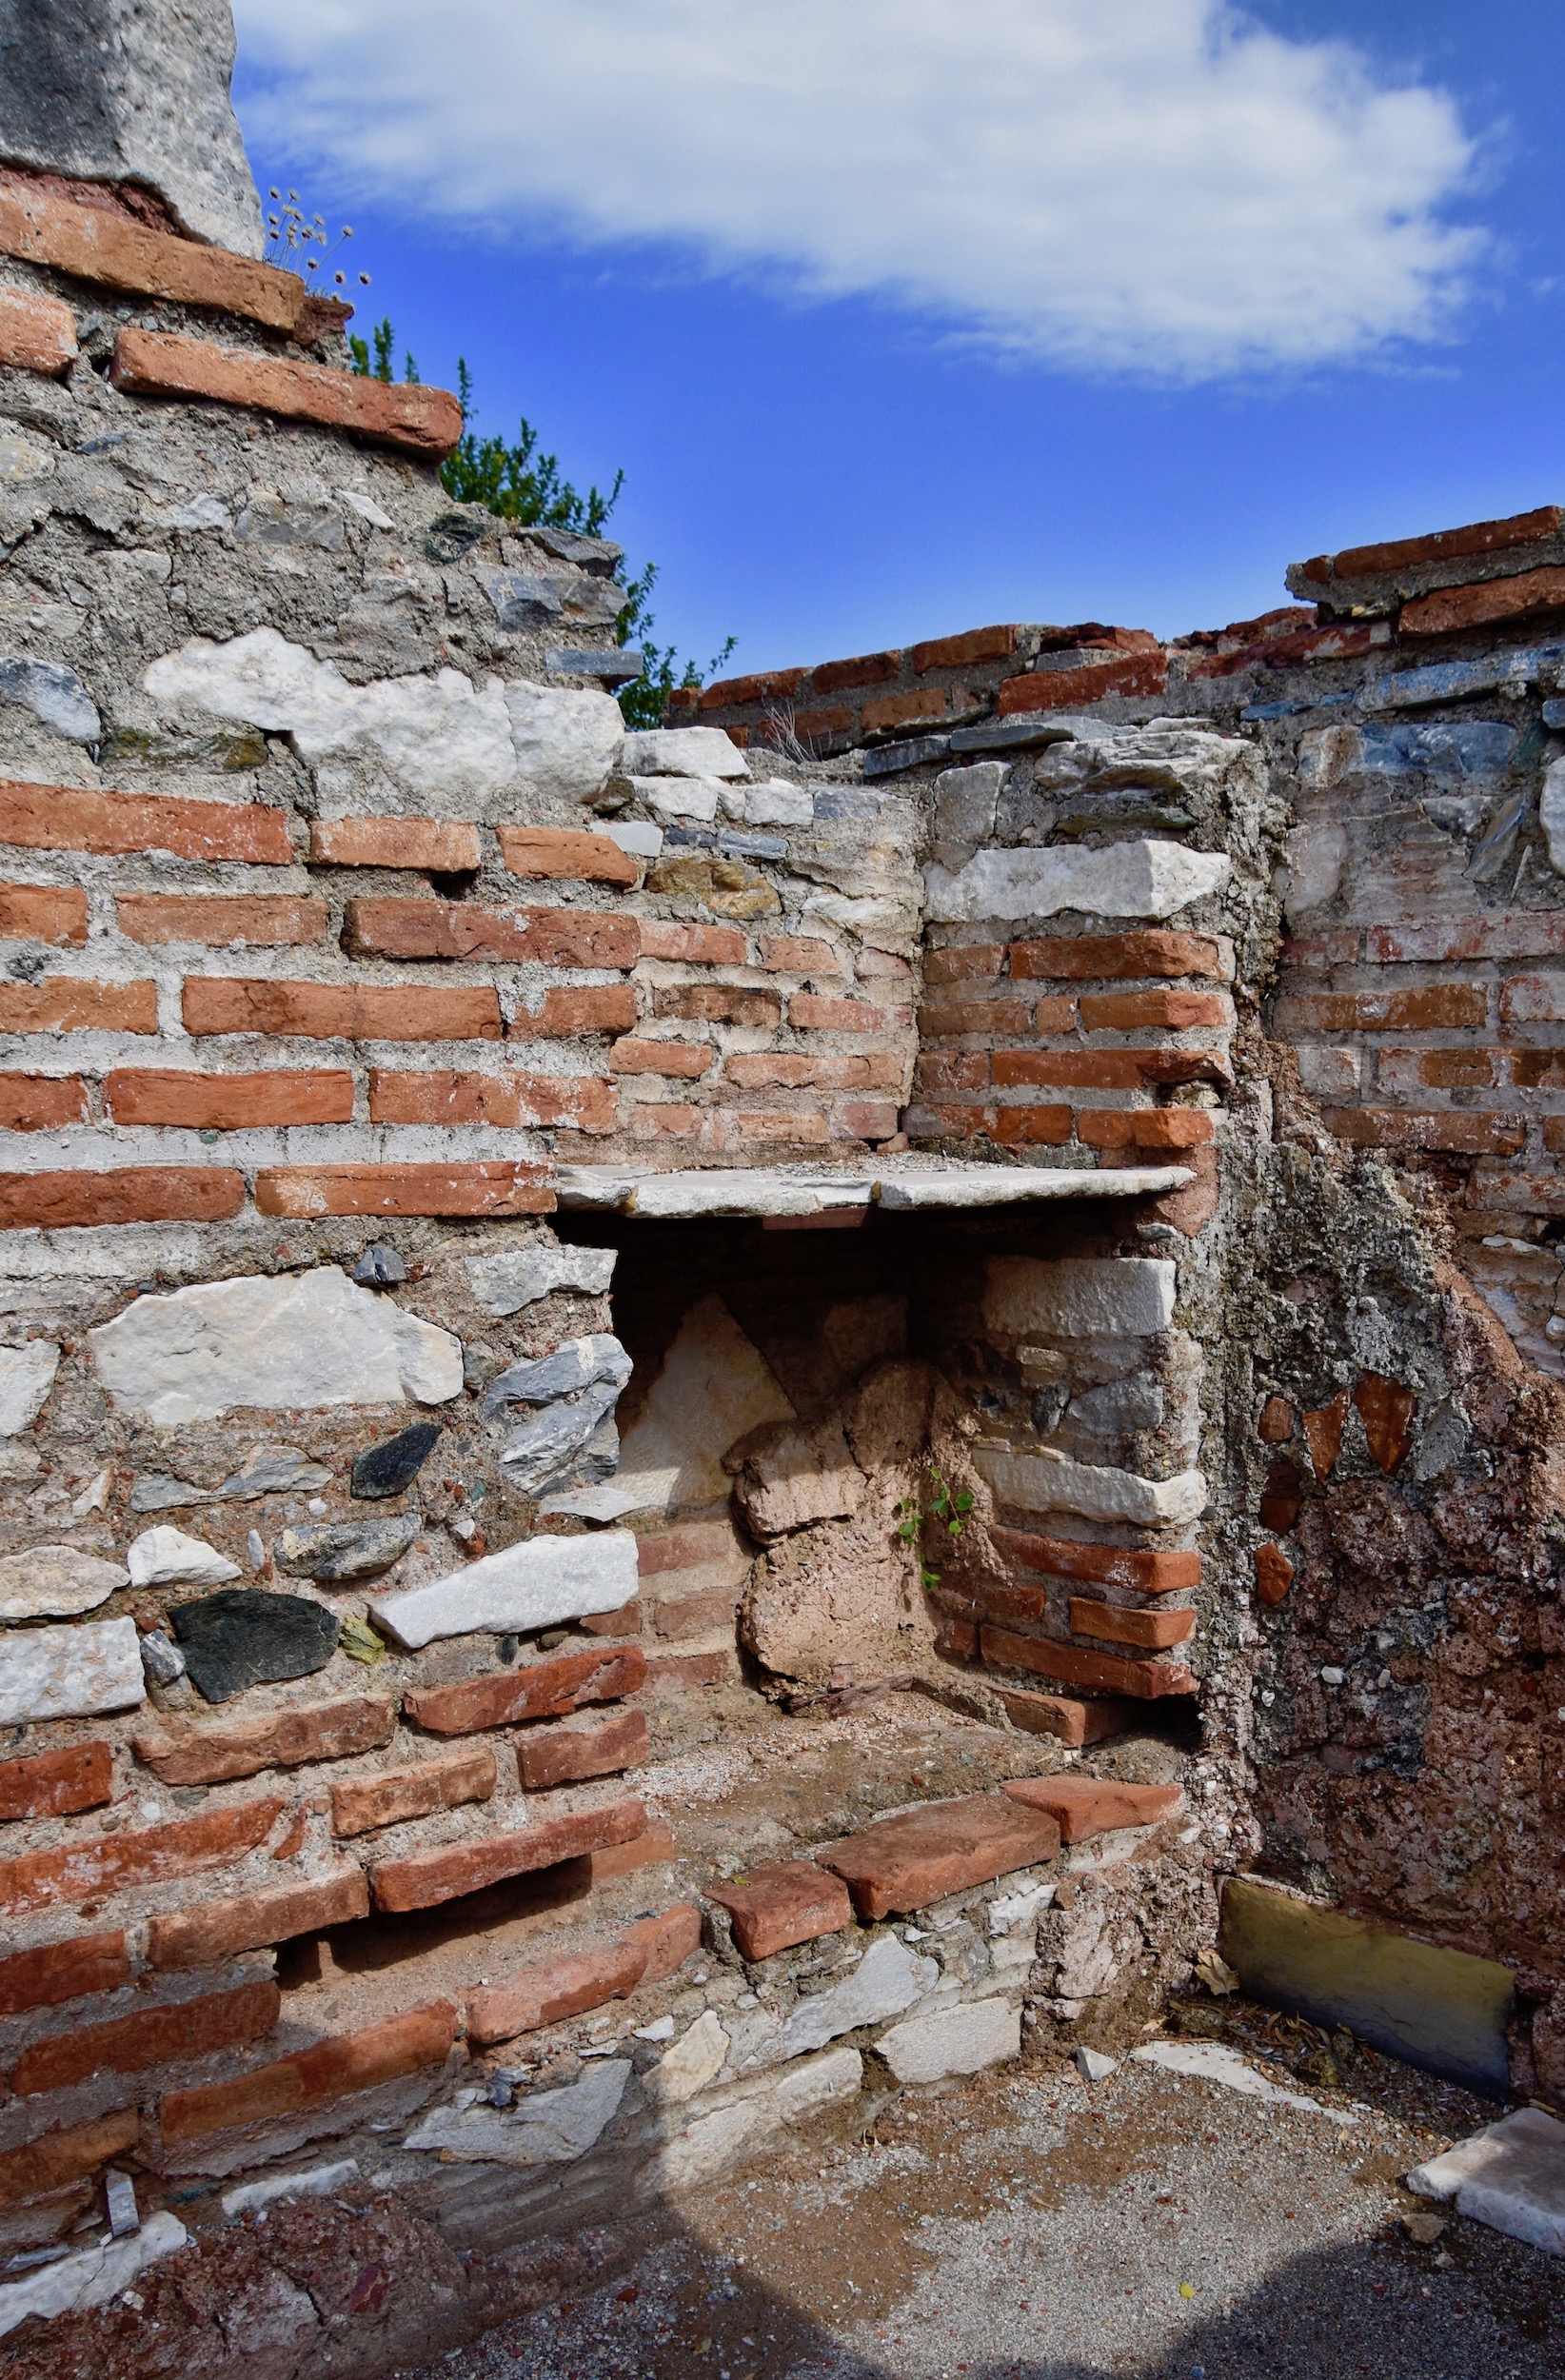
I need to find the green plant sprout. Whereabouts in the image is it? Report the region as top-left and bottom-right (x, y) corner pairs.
(894, 1466), (976, 1592)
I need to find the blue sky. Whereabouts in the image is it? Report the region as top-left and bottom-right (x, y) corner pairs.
(230, 2), (1563, 683)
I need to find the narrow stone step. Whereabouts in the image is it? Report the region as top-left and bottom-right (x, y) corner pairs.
(1001, 1775), (1186, 1843)
(709, 1860), (854, 1960)
(815, 1794), (1060, 1921)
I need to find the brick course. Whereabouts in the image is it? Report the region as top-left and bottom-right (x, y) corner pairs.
(10, 1977), (279, 2094)
(159, 1999), (460, 2144)
(0, 1166), (246, 1229)
(369, 1796), (647, 1913)
(112, 327), (463, 458)
(106, 1068), (354, 1128)
(185, 979), (502, 1041)
(0, 1796), (284, 1916)
(147, 1871), (370, 1970)
(0, 778), (291, 863)
(0, 1740), (113, 1820)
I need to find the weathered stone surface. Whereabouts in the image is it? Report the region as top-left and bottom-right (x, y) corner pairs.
(622, 727), (749, 779)
(273, 1512), (420, 1581)
(351, 1243), (408, 1288)
(984, 1257), (1176, 1340)
(0, 1616), (143, 1723)
(90, 1266), (463, 1422)
(645, 2007), (729, 2103)
(128, 1525), (241, 1587)
(976, 1445), (1207, 1526)
(925, 841), (1231, 922)
(404, 2060), (630, 2165)
(219, 1445), (333, 1500)
(1002, 1775), (1185, 1841)
(369, 1529), (638, 1651)
(0, 1339), (57, 1435)
(170, 1589), (340, 1704)
(351, 1422), (442, 1499)
(484, 1334), (632, 1412)
(615, 1295), (795, 1515)
(466, 1947), (647, 2048)
(708, 1860), (854, 1962)
(1407, 2110), (1565, 2255)
(504, 683), (624, 801)
(750, 1933), (936, 2069)
(133, 1695), (395, 1784)
(0, 2211), (188, 2342)
(0, 0), (262, 254)
(497, 1384), (624, 1494)
(819, 1795), (1060, 1920)
(466, 1242), (617, 1315)
(644, 2047), (862, 2192)
(0, 1542), (127, 1620)
(878, 1995), (1021, 2084)
(731, 1418), (863, 1538)
(222, 2159), (361, 2218)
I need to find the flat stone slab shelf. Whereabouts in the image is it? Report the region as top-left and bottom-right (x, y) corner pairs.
(554, 1160), (1192, 1219)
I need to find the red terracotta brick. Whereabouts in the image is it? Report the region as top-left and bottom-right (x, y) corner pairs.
(370, 1795), (647, 1913)
(1401, 565), (1565, 638)
(1079, 988), (1233, 1031)
(588, 1822), (678, 1882)
(0, 2107), (140, 2207)
(330, 1746), (497, 1838)
(726, 1051), (900, 1090)
(639, 922), (746, 965)
(619, 1902), (703, 1982)
(862, 687), (948, 734)
(132, 1698), (396, 1787)
(1319, 1109), (1525, 1156)
(981, 1625), (1194, 1700)
(990, 1685), (1136, 1747)
(116, 893), (328, 948)
(0, 778), (290, 863)
(990, 1106), (1074, 1145)
(1075, 1108), (1215, 1149)
(1009, 932), (1229, 982)
(185, 978), (502, 1041)
(642, 1648), (740, 1693)
(814, 650), (901, 694)
(709, 1860), (853, 1961)
(112, 327), (462, 457)
(626, 1104), (702, 1139)
(0, 283), (77, 374)
(0, 1166), (245, 1230)
(832, 1098), (901, 1140)
(791, 993), (905, 1033)
(1354, 1374), (1416, 1473)
(0, 1932), (129, 2017)
(651, 1587), (739, 1639)
(0, 979), (157, 1033)
(993, 1049), (1226, 1090)
(10, 1977), (279, 2095)
(517, 1706), (649, 1790)
(790, 705), (855, 743)
(159, 1998), (460, 2145)
(924, 942), (1005, 984)
(1068, 1597), (1196, 1650)
(920, 998), (1034, 1039)
(1305, 506), (1563, 585)
(105, 1068), (353, 1129)
(1186, 620), (1381, 678)
(146, 1870), (370, 1970)
(1278, 986), (1484, 1032)
(1258, 1396), (1296, 1444)
(999, 652), (1166, 714)
(818, 1794), (1060, 1921)
(0, 182), (307, 330)
(637, 1523), (738, 1577)
(0, 1795), (283, 1917)
(1259, 1456), (1303, 1535)
(579, 1598), (643, 1637)
(497, 825), (639, 886)
(1254, 1543), (1294, 1607)
(0, 1073), (89, 1129)
(367, 1069), (614, 1132)
(1031, 997), (1078, 1031)
(309, 816), (482, 872)
(0, 1741), (113, 1822)
(522, 983), (640, 1038)
(345, 898), (638, 971)
(255, 1160), (554, 1219)
(936, 1614), (980, 1660)
(913, 625), (1019, 673)
(610, 1036), (712, 1078)
(406, 1644), (646, 1737)
(466, 1943), (649, 2048)
(1544, 1118), (1565, 1153)
(654, 983), (782, 1028)
(1001, 1775), (1185, 1842)
(728, 1110), (830, 1145)
(698, 668), (808, 709)
(0, 883), (88, 943)
(756, 935), (844, 974)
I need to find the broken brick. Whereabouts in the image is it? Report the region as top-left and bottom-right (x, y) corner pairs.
(1001, 1775), (1185, 1843)
(708, 1860), (854, 1961)
(817, 1794), (1060, 1921)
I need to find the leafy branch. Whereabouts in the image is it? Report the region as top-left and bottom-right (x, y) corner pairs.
(894, 1467), (975, 1592)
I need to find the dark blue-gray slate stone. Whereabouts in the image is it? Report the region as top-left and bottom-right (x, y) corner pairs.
(169, 1589), (339, 1704)
(351, 1422), (441, 1498)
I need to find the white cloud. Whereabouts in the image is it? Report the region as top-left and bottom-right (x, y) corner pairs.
(231, 0), (1484, 380)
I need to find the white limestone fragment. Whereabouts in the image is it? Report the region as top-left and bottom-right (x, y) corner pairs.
(1133, 2039), (1345, 2117)
(769, 1934), (936, 2064)
(105, 2169), (140, 2237)
(0, 1616), (144, 1724)
(622, 727), (749, 779)
(128, 1527), (242, 1588)
(1406, 2108), (1565, 2254)
(1074, 2046), (1120, 2083)
(368, 1528), (639, 1651)
(0, 1341), (59, 1436)
(736, 780), (814, 827)
(89, 1268), (463, 1424)
(644, 2010), (730, 2105)
(222, 2160), (360, 2218)
(644, 2048), (862, 2192)
(614, 1294), (795, 1516)
(878, 1996), (1022, 2085)
(975, 1445), (1206, 1526)
(466, 1243), (618, 1316)
(923, 840), (1232, 923)
(0, 2211), (187, 2340)
(1541, 758), (1565, 878)
(1281, 821), (1348, 921)
(878, 1168), (1186, 1211)
(629, 774), (723, 824)
(984, 1257), (1177, 1339)
(0, 1544), (129, 1622)
(404, 2062), (629, 2165)
(601, 818), (664, 859)
(504, 681), (624, 801)
(988, 1880), (1057, 1936)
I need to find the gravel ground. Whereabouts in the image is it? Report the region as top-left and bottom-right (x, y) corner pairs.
(410, 2022), (1561, 2380)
